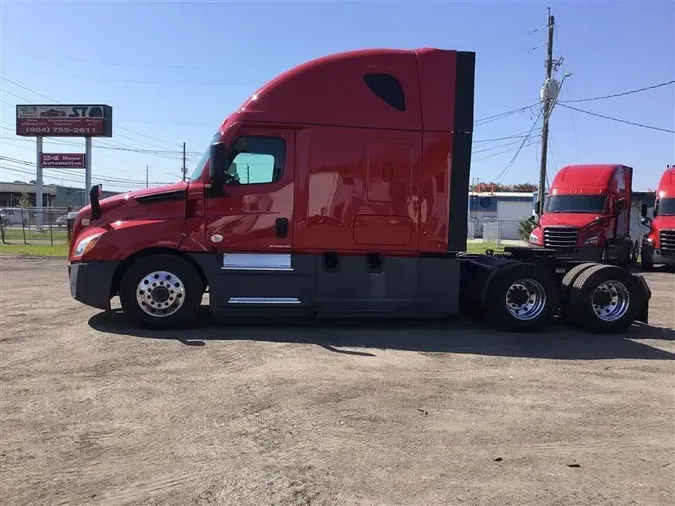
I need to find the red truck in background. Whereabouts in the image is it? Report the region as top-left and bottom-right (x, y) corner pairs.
(67, 48), (651, 333)
(640, 165), (675, 270)
(528, 164), (637, 266)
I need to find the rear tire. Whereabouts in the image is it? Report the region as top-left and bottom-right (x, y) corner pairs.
(559, 263), (599, 318)
(119, 254), (203, 329)
(483, 264), (557, 332)
(569, 264), (643, 333)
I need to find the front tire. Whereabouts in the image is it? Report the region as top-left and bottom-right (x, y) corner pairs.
(119, 254), (204, 329)
(483, 264), (558, 332)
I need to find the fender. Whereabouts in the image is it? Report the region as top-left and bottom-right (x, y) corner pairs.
(82, 218), (208, 262)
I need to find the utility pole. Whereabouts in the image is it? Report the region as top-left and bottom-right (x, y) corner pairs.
(537, 8), (555, 215)
(182, 142), (187, 181)
(146, 165), (149, 188)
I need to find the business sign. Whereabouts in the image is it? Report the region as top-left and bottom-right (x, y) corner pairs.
(40, 153), (86, 168)
(16, 104), (113, 137)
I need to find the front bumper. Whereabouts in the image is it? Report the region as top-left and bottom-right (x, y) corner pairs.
(529, 244), (602, 261)
(68, 260), (120, 310)
(641, 244), (675, 266)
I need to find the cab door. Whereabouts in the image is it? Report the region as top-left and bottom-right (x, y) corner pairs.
(203, 127), (314, 311)
(204, 127), (295, 254)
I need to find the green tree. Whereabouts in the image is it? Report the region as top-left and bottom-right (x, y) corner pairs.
(18, 192), (31, 208)
(517, 218), (536, 242)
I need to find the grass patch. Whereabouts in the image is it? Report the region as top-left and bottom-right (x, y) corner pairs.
(466, 242), (505, 254)
(1, 228), (68, 241)
(0, 242), (69, 257)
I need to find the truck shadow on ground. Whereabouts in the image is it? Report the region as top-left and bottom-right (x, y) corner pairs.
(88, 308), (675, 361)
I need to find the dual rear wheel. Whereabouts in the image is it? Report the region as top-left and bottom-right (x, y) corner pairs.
(481, 262), (643, 333)
(560, 263), (644, 333)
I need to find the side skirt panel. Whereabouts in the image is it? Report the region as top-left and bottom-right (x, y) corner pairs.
(189, 253), (462, 319)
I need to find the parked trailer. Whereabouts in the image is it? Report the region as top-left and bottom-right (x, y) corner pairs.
(67, 48), (651, 333)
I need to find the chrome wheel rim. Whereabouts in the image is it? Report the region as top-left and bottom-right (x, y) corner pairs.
(591, 281), (630, 322)
(505, 278), (547, 321)
(136, 270), (185, 317)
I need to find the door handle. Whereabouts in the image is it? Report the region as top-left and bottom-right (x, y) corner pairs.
(275, 217), (289, 239)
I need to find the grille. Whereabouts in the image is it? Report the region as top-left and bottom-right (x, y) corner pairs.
(660, 229), (675, 257)
(543, 226), (579, 250)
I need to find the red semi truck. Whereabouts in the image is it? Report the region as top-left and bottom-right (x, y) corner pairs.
(640, 165), (675, 270)
(67, 48), (651, 333)
(528, 164), (637, 265)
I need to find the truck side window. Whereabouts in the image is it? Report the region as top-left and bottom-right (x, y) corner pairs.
(363, 73), (406, 112)
(226, 136), (286, 185)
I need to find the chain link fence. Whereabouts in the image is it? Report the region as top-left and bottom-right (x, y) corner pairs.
(467, 217), (529, 248)
(0, 206), (79, 245)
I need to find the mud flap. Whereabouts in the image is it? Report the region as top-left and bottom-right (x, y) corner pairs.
(634, 274), (651, 324)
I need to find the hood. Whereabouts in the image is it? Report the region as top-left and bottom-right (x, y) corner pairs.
(78, 181), (189, 221)
(653, 215), (675, 229)
(539, 212), (608, 228)
(101, 181), (188, 207)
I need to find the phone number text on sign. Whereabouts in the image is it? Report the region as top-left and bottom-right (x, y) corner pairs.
(22, 125), (101, 135)
(17, 119), (105, 136)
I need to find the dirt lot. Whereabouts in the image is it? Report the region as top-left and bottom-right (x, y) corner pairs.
(1, 256), (673, 506)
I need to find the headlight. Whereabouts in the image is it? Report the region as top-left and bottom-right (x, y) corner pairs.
(73, 233), (103, 257)
(584, 235), (600, 246)
(644, 237), (654, 245)
(529, 233), (539, 244)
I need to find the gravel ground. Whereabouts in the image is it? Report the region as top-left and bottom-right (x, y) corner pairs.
(1, 256), (673, 506)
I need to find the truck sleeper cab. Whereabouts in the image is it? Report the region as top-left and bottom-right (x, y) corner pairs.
(528, 164), (636, 265)
(68, 48), (651, 334)
(641, 165), (675, 270)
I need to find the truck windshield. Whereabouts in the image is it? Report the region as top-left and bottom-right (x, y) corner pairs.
(545, 195), (606, 213)
(655, 197), (675, 216)
(190, 133), (221, 182)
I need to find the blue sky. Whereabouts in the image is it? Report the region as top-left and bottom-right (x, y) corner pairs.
(1, 0), (673, 192)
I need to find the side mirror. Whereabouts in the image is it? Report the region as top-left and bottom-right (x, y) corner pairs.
(527, 214), (537, 224)
(534, 200), (541, 214)
(640, 217), (651, 227)
(209, 142), (227, 196)
(640, 203), (648, 217)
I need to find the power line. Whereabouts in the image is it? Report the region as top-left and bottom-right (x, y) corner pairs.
(475, 104), (537, 125)
(8, 69), (251, 88)
(473, 132), (529, 143)
(1, 125), (191, 162)
(491, 108), (544, 183)
(14, 52), (201, 69)
(561, 80), (675, 103)
(0, 77), (182, 148)
(473, 138), (529, 155)
(1, 156), (173, 186)
(559, 104), (675, 134)
(558, 68), (583, 164)
(473, 138), (540, 162)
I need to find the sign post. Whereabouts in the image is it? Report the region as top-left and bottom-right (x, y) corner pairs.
(36, 136), (43, 229)
(15, 104), (113, 217)
(85, 137), (92, 205)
